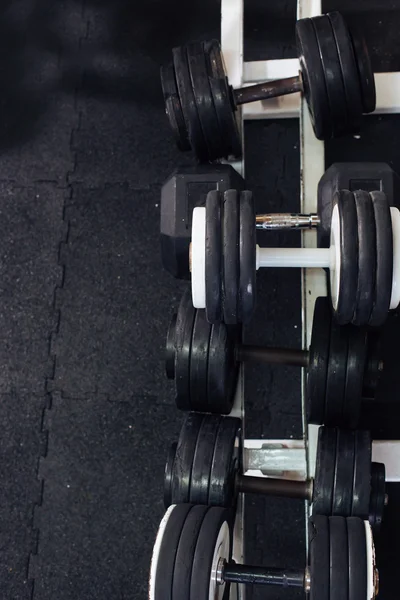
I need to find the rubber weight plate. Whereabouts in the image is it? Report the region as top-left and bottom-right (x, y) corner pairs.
(331, 429), (355, 516)
(171, 413), (205, 504)
(329, 517), (350, 600)
(173, 45), (208, 162)
(186, 42), (224, 162)
(175, 290), (197, 410)
(307, 297), (332, 425)
(351, 430), (371, 520)
(205, 190), (223, 323)
(166, 313), (177, 380)
(209, 416), (242, 507)
(189, 308), (213, 411)
(350, 29), (376, 114)
(342, 327), (367, 429)
(369, 462), (386, 532)
(207, 321), (239, 414)
(347, 518), (368, 600)
(327, 12), (363, 134)
(189, 415), (221, 504)
(312, 15), (348, 137)
(324, 319), (349, 426)
(222, 190), (240, 324)
(164, 442), (178, 508)
(353, 190), (376, 326)
(313, 426), (337, 515)
(160, 62), (190, 151)
(296, 18), (331, 140)
(309, 515), (330, 600)
(238, 190), (256, 323)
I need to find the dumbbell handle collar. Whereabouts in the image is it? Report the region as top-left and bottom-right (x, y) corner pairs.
(233, 75), (303, 106)
(256, 213), (320, 230)
(236, 473), (313, 501)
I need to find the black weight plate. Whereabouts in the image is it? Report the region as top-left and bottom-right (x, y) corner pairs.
(238, 190), (256, 324)
(342, 327), (367, 429)
(207, 321), (238, 414)
(312, 16), (348, 137)
(222, 190), (240, 324)
(313, 427), (337, 515)
(307, 298), (333, 424)
(209, 416), (242, 507)
(351, 430), (371, 519)
(153, 503), (193, 600)
(171, 413), (205, 504)
(186, 43), (224, 162)
(175, 291), (197, 410)
(362, 330), (383, 399)
(205, 190), (223, 323)
(368, 191), (393, 327)
(332, 429), (355, 516)
(164, 442), (178, 508)
(353, 190), (376, 326)
(329, 517), (349, 600)
(369, 462), (386, 532)
(204, 40), (242, 160)
(347, 517), (368, 600)
(350, 30), (376, 114)
(166, 313), (177, 380)
(172, 505), (209, 600)
(173, 45), (209, 162)
(296, 18), (331, 140)
(190, 415), (221, 504)
(160, 63), (191, 151)
(309, 515), (329, 600)
(333, 190), (358, 325)
(190, 507), (232, 600)
(327, 12), (363, 134)
(324, 318), (349, 426)
(189, 308), (213, 411)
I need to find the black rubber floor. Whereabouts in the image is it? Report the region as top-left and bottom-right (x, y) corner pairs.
(1, 1), (399, 600)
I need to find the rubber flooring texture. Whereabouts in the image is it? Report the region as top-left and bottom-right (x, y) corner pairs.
(0, 1), (399, 600)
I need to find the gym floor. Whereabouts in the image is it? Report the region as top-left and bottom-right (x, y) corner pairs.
(1, 1), (400, 599)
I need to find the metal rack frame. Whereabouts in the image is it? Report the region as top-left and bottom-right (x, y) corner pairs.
(220, 0), (400, 593)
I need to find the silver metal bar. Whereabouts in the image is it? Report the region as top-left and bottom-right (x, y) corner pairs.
(255, 213), (320, 230)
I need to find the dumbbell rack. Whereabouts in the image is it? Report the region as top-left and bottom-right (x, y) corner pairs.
(221, 0), (400, 594)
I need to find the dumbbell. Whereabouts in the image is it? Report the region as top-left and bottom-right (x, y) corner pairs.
(164, 413), (386, 532)
(160, 12), (375, 162)
(168, 289), (383, 426)
(190, 188), (400, 326)
(150, 505), (379, 600)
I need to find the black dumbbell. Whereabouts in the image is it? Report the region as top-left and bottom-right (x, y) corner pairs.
(160, 12), (375, 162)
(167, 290), (383, 427)
(164, 413), (386, 532)
(150, 505), (379, 600)
(189, 188), (399, 327)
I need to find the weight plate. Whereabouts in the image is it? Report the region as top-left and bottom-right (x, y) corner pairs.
(307, 297), (332, 425)
(222, 190), (240, 324)
(327, 12), (363, 134)
(309, 515), (330, 600)
(329, 517), (350, 600)
(209, 416), (242, 507)
(342, 327), (367, 428)
(186, 43), (224, 162)
(362, 330), (383, 399)
(369, 462), (386, 533)
(312, 15), (348, 137)
(166, 313), (177, 380)
(332, 429), (355, 516)
(350, 29), (376, 114)
(172, 505), (209, 600)
(313, 426), (337, 515)
(171, 413), (204, 504)
(164, 442), (178, 508)
(207, 321), (239, 414)
(205, 190), (223, 323)
(238, 190), (256, 324)
(353, 190), (376, 325)
(189, 308), (213, 411)
(368, 191), (393, 326)
(190, 415), (221, 504)
(175, 291), (197, 410)
(160, 63), (191, 151)
(296, 18), (331, 140)
(324, 319), (349, 426)
(190, 507), (232, 600)
(333, 190), (358, 325)
(347, 518), (368, 600)
(351, 430), (371, 519)
(151, 503), (193, 600)
(173, 45), (209, 162)
(204, 40), (242, 160)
